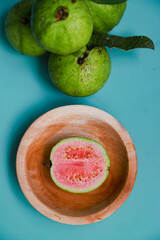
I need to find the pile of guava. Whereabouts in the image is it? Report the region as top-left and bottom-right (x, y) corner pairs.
(6, 0), (154, 97)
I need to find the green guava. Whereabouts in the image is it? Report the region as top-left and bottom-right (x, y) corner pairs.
(5, 0), (46, 56)
(49, 137), (110, 193)
(85, 0), (127, 34)
(48, 46), (111, 97)
(31, 0), (93, 55)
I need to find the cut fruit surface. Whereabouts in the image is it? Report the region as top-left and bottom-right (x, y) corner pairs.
(50, 137), (110, 193)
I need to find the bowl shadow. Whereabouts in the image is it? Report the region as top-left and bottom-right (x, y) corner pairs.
(8, 99), (78, 207)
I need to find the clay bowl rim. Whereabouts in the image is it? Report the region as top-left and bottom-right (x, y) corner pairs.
(16, 105), (137, 225)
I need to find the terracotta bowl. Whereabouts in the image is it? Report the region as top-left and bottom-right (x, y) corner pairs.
(16, 105), (137, 225)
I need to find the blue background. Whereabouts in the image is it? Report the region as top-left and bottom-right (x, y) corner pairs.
(0, 0), (160, 239)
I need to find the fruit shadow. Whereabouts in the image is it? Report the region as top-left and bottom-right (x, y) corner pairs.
(0, 9), (17, 53)
(8, 98), (79, 208)
(36, 52), (57, 90)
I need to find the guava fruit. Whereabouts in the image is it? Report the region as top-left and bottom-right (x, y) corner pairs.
(31, 0), (93, 55)
(5, 0), (46, 56)
(49, 137), (110, 193)
(48, 46), (111, 97)
(85, 0), (127, 34)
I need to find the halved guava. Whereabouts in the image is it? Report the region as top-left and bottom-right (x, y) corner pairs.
(50, 137), (110, 193)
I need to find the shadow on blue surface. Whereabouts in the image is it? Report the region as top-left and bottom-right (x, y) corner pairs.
(36, 53), (65, 96)
(8, 98), (80, 206)
(108, 46), (137, 60)
(37, 53), (55, 88)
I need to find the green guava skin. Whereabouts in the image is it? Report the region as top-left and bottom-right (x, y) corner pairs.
(85, 0), (127, 34)
(5, 0), (46, 56)
(31, 0), (93, 55)
(48, 46), (111, 97)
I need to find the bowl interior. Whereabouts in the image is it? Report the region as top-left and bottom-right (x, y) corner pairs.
(25, 113), (128, 217)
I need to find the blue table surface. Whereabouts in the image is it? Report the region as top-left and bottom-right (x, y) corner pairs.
(0, 0), (160, 239)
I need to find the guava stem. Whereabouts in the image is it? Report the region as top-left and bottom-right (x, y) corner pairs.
(20, 16), (30, 25)
(54, 7), (68, 22)
(77, 50), (90, 65)
(42, 161), (52, 168)
(87, 34), (155, 51)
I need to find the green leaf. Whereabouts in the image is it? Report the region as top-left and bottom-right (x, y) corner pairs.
(91, 0), (127, 4)
(88, 34), (155, 51)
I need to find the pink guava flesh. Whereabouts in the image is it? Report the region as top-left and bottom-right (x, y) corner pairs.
(50, 138), (110, 193)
